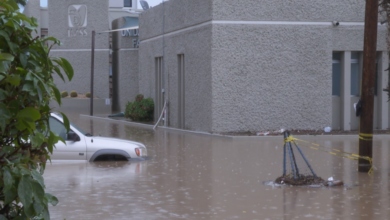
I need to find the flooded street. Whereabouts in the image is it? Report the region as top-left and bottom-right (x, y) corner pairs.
(44, 114), (390, 220)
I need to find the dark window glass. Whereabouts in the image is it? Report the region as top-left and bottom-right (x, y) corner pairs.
(124, 0), (132, 7)
(332, 52), (341, 96)
(351, 52), (360, 96)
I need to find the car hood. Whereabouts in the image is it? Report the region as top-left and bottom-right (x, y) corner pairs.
(86, 136), (146, 148)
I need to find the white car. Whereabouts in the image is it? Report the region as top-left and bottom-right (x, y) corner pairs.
(49, 113), (147, 161)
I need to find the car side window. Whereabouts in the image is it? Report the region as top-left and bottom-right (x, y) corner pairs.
(49, 117), (67, 140)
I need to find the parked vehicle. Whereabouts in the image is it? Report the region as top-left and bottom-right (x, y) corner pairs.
(49, 113), (147, 161)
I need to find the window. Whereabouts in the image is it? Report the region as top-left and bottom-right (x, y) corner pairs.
(124, 0), (132, 7)
(351, 52), (360, 96)
(332, 52), (341, 96)
(49, 117), (67, 140)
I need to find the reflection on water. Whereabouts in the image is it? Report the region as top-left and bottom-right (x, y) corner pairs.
(44, 114), (390, 220)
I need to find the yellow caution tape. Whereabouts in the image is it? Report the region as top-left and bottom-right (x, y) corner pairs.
(359, 133), (373, 141)
(285, 134), (374, 174)
(360, 133), (373, 137)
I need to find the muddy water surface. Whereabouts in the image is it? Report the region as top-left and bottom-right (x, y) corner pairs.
(44, 114), (390, 220)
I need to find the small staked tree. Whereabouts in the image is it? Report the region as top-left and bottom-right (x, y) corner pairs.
(0, 0), (73, 219)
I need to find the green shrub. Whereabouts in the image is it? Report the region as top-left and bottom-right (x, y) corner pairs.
(125, 94), (154, 121)
(0, 1), (74, 218)
(70, 90), (78, 97)
(86, 92), (91, 98)
(61, 91), (68, 98)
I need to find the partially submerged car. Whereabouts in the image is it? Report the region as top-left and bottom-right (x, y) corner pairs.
(49, 113), (147, 161)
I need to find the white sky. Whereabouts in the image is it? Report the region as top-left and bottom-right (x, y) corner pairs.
(40, 0), (166, 9)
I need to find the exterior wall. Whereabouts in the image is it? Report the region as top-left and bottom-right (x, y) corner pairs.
(209, 3), (387, 132)
(112, 17), (139, 112)
(211, 24), (333, 132)
(139, 0), (214, 131)
(139, 0), (389, 133)
(48, 0), (110, 100)
(212, 0), (365, 22)
(139, 16), (213, 131)
(139, 0), (213, 41)
(23, 0), (41, 38)
(50, 51), (109, 98)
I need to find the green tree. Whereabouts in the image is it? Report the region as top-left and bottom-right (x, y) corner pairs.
(0, 1), (73, 219)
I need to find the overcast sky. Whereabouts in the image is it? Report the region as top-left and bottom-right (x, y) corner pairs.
(40, 0), (166, 9)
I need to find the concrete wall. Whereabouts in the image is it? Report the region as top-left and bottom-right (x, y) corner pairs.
(48, 0), (109, 49)
(139, 0), (212, 41)
(138, 0), (389, 133)
(139, 17), (213, 131)
(209, 0), (387, 132)
(212, 0), (365, 22)
(48, 0), (110, 101)
(23, 0), (41, 38)
(211, 24), (333, 132)
(50, 51), (110, 99)
(112, 17), (139, 112)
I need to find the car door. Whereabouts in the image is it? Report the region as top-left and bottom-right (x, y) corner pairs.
(49, 116), (87, 160)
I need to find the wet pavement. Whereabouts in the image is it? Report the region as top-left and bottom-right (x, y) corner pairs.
(44, 113), (390, 220)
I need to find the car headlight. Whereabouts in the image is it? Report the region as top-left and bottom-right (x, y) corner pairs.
(135, 147), (147, 157)
(141, 148), (147, 157)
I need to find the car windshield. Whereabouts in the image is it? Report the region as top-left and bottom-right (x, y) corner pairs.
(69, 121), (89, 136)
(51, 114), (90, 136)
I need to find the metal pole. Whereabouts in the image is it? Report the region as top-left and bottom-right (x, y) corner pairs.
(358, 0), (378, 172)
(288, 141), (300, 179)
(283, 131), (288, 176)
(90, 30), (95, 116)
(287, 142), (297, 180)
(293, 142), (318, 179)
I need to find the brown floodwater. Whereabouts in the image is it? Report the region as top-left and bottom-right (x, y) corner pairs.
(44, 114), (390, 220)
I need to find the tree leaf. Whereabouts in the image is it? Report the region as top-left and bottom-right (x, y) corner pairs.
(0, 103), (12, 132)
(60, 112), (70, 134)
(0, 89), (6, 101)
(0, 61), (11, 73)
(30, 133), (45, 149)
(4, 188), (16, 204)
(0, 52), (14, 61)
(19, 53), (27, 68)
(52, 86), (61, 105)
(15, 107), (41, 131)
(58, 57), (74, 81)
(24, 203), (35, 218)
(44, 193), (58, 206)
(22, 83), (34, 92)
(31, 170), (45, 189)
(31, 181), (45, 214)
(18, 175), (33, 208)
(6, 74), (21, 86)
(53, 66), (65, 82)
(3, 168), (13, 191)
(42, 207), (50, 220)
(0, 30), (12, 50)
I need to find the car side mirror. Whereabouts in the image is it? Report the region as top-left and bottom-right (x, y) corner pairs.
(67, 131), (80, 142)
